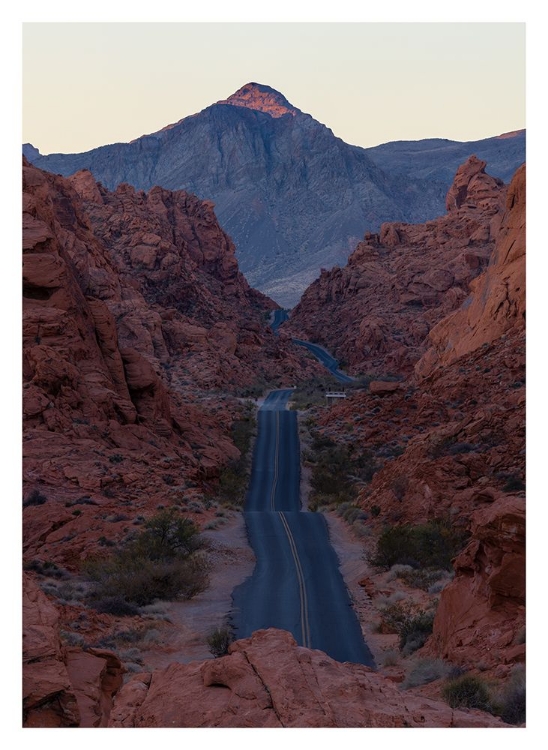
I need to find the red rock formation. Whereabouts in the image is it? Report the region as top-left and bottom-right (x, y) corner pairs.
(109, 629), (506, 727)
(22, 159), (320, 568)
(424, 495), (525, 669)
(23, 574), (123, 727)
(286, 156), (507, 376)
(307, 163), (525, 673)
(416, 163), (525, 377)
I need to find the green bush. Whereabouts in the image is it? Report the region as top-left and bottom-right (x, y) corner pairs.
(372, 519), (468, 571)
(84, 509), (209, 606)
(399, 610), (435, 654)
(207, 625), (233, 658)
(442, 674), (491, 711)
(128, 509), (202, 560)
(308, 432), (378, 507)
(23, 489), (47, 507)
(86, 554), (210, 607)
(403, 658), (450, 688)
(397, 567), (449, 591)
(493, 666), (526, 725)
(378, 602), (435, 654)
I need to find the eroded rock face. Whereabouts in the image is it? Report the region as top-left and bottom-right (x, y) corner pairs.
(306, 163), (525, 673)
(23, 574), (123, 727)
(416, 164), (525, 378)
(286, 156), (508, 376)
(22, 159), (319, 567)
(109, 629), (506, 728)
(425, 495), (525, 668)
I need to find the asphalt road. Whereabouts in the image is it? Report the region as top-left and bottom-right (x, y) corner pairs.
(269, 310), (356, 383)
(232, 390), (375, 666)
(270, 309), (289, 334)
(292, 339), (356, 384)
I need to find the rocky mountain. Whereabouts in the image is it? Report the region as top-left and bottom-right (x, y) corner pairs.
(286, 156), (510, 376)
(24, 82), (525, 307)
(22, 158), (319, 567)
(365, 129), (525, 184)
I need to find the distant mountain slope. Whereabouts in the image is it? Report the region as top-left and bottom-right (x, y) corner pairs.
(364, 130), (525, 183)
(25, 83), (525, 306)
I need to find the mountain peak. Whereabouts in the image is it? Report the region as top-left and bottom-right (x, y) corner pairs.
(219, 82), (298, 118)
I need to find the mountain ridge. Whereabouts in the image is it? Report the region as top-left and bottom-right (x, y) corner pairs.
(24, 83), (525, 306)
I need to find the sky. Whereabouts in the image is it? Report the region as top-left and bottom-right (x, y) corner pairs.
(22, 22), (526, 155)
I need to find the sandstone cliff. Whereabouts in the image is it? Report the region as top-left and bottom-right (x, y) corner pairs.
(23, 159), (318, 569)
(305, 163), (525, 677)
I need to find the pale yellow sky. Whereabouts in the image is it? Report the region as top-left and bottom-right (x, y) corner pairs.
(23, 22), (525, 155)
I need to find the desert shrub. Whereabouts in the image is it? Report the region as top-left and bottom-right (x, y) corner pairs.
(212, 406), (257, 507)
(371, 519), (468, 571)
(23, 489), (47, 507)
(379, 602), (435, 654)
(502, 475), (526, 493)
(60, 631), (87, 647)
(84, 509), (209, 606)
(86, 554), (210, 606)
(371, 504), (381, 517)
(403, 658), (450, 688)
(91, 596), (140, 617)
(217, 461), (248, 506)
(380, 649), (400, 667)
(447, 442), (477, 455)
(442, 674), (491, 711)
(129, 509), (202, 560)
(24, 559), (69, 579)
(109, 454), (124, 464)
(397, 567), (449, 591)
(308, 432), (378, 507)
(399, 610), (436, 654)
(207, 625), (233, 658)
(494, 666), (526, 725)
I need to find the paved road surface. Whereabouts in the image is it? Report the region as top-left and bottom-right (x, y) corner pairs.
(269, 310), (356, 384)
(292, 339), (356, 384)
(232, 390), (375, 666)
(270, 309), (289, 334)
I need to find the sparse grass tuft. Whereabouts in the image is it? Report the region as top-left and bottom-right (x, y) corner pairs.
(442, 674), (491, 711)
(207, 625), (233, 658)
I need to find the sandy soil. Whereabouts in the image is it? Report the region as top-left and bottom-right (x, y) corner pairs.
(139, 512), (255, 669)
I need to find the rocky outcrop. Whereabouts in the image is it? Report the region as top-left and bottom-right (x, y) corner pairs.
(287, 156), (508, 376)
(23, 574), (123, 727)
(307, 163), (525, 673)
(416, 163), (525, 378)
(22, 159), (319, 567)
(109, 629), (506, 727)
(25, 84), (525, 306)
(425, 495), (525, 669)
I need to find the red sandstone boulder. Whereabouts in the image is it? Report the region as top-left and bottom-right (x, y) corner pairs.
(109, 629), (507, 728)
(23, 574), (123, 727)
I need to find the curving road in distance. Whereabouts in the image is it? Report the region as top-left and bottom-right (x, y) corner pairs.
(270, 309), (356, 384)
(232, 389), (375, 666)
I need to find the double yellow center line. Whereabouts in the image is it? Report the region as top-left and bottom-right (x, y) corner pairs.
(279, 511), (311, 648)
(269, 411), (280, 511)
(267, 403), (311, 649)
